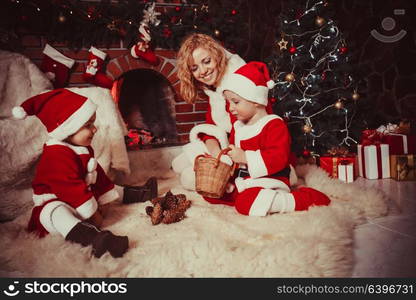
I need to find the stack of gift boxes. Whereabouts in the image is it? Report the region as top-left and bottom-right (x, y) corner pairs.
(314, 121), (415, 183)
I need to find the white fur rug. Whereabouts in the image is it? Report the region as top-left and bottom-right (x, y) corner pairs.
(0, 165), (389, 278)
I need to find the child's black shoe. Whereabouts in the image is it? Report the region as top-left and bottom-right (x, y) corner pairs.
(122, 177), (158, 204)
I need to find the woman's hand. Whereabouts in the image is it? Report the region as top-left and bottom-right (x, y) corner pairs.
(205, 139), (221, 157)
(228, 144), (247, 164)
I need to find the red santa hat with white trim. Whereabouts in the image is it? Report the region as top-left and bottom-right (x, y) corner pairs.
(12, 89), (97, 141)
(221, 61), (275, 106)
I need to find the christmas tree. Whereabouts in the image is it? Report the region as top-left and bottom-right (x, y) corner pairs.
(266, 0), (369, 156)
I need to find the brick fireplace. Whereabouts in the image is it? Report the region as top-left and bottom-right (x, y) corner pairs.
(19, 37), (209, 144)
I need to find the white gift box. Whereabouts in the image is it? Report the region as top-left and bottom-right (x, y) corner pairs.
(338, 163), (355, 183)
(357, 144), (390, 179)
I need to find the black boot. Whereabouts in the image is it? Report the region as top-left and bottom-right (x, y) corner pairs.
(65, 222), (129, 258)
(123, 177), (158, 204)
(92, 231), (129, 258)
(65, 221), (100, 246)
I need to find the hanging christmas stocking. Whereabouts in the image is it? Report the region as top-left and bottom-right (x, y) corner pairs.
(83, 46), (114, 89)
(40, 44), (75, 88)
(130, 23), (160, 66)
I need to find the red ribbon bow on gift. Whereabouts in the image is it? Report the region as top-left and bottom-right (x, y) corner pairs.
(361, 129), (382, 146)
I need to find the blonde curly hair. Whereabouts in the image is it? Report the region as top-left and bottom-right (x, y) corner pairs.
(177, 33), (227, 104)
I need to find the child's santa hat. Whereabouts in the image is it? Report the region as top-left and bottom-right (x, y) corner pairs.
(221, 61), (275, 105)
(12, 89), (97, 141)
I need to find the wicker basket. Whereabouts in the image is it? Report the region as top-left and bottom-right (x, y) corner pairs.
(194, 148), (235, 198)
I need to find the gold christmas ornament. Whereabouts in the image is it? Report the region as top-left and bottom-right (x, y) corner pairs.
(285, 73), (295, 82)
(352, 92), (360, 100)
(315, 16), (325, 26)
(277, 38), (288, 50)
(303, 124), (312, 133)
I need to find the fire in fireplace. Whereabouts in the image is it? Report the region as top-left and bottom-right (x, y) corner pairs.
(114, 68), (178, 149)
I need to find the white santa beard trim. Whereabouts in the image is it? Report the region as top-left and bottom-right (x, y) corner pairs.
(270, 191), (295, 213)
(46, 139), (90, 155)
(33, 193), (58, 207)
(221, 73), (269, 105)
(235, 177), (290, 193)
(43, 44), (75, 68)
(206, 91), (232, 133)
(182, 140), (209, 166)
(189, 123), (229, 149)
(248, 188), (276, 216)
(89, 46), (107, 60)
(98, 188), (119, 205)
(49, 99), (97, 141)
(75, 196), (98, 219)
(234, 115), (281, 143)
(245, 150), (268, 178)
(50, 205), (81, 237)
(40, 201), (77, 235)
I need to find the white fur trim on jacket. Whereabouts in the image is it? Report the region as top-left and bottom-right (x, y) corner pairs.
(33, 193), (58, 207)
(98, 188), (119, 205)
(203, 52), (246, 134)
(189, 123), (229, 149)
(182, 140), (209, 167)
(46, 139), (90, 155)
(245, 150), (268, 178)
(234, 115), (280, 147)
(203, 89), (232, 133)
(235, 177), (290, 193)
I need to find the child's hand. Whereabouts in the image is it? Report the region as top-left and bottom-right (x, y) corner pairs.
(228, 145), (247, 164)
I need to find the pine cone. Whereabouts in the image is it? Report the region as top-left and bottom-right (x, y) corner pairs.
(150, 203), (164, 225)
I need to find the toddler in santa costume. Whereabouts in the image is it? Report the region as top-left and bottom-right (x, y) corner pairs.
(12, 89), (129, 258)
(203, 62), (331, 216)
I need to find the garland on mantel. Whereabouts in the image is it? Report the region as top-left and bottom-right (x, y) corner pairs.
(0, 0), (250, 53)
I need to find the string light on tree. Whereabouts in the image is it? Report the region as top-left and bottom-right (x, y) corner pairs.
(315, 16), (325, 26)
(334, 99), (343, 109)
(352, 91), (360, 100)
(266, 0), (366, 155)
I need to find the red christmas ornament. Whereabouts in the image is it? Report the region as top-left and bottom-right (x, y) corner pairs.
(175, 6), (181, 12)
(231, 9), (237, 15)
(339, 47), (347, 54)
(289, 46), (297, 54)
(163, 27), (172, 38)
(302, 149), (311, 157)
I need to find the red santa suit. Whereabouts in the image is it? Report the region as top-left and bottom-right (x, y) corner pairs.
(171, 52), (282, 189)
(204, 115), (330, 216)
(202, 62), (329, 216)
(27, 139), (118, 237)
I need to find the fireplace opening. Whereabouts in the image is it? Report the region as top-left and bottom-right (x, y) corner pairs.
(115, 68), (178, 149)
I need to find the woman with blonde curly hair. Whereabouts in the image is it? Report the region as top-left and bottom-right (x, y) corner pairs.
(171, 33), (246, 190)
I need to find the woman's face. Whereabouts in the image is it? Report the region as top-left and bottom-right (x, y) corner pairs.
(190, 47), (219, 87)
